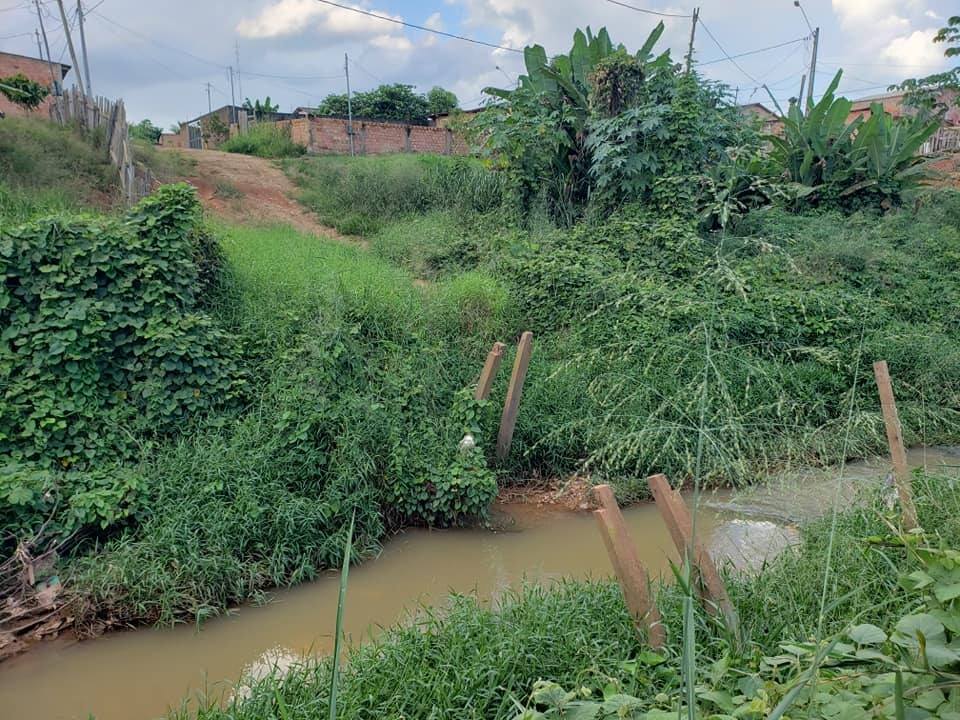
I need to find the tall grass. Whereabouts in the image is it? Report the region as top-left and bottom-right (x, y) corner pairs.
(287, 154), (510, 235)
(220, 123), (306, 159)
(0, 116), (117, 221)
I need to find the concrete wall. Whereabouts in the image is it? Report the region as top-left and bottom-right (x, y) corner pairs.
(279, 116), (469, 156)
(0, 52), (66, 120)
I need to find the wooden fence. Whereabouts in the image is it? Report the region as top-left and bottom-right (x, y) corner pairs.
(922, 126), (960, 156)
(49, 87), (155, 204)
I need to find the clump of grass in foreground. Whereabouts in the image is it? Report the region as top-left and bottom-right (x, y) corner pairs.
(174, 473), (960, 720)
(67, 224), (514, 626)
(220, 123), (306, 158)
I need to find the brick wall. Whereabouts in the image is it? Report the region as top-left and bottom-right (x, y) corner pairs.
(278, 116), (469, 156)
(0, 52), (66, 119)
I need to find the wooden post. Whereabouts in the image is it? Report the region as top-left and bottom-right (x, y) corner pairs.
(474, 342), (506, 401)
(648, 474), (739, 639)
(593, 485), (665, 648)
(496, 332), (533, 462)
(873, 360), (919, 530)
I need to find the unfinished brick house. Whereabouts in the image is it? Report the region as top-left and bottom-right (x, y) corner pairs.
(0, 51), (69, 119)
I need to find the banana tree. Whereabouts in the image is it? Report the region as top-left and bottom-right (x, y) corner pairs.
(768, 70), (940, 206)
(476, 24), (668, 221)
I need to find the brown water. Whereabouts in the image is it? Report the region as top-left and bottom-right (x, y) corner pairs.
(2, 447), (958, 720)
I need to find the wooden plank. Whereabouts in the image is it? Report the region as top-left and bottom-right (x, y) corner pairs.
(873, 360), (919, 530)
(496, 332), (533, 462)
(474, 342), (506, 401)
(593, 485), (665, 648)
(647, 474), (739, 638)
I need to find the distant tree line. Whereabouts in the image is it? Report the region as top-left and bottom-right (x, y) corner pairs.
(311, 84), (458, 125)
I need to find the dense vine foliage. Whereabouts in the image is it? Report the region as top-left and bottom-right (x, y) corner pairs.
(0, 184), (243, 553)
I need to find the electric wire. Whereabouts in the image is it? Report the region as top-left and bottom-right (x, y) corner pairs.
(698, 18), (760, 85)
(310, 0), (523, 53)
(604, 0), (691, 18)
(699, 35), (807, 66)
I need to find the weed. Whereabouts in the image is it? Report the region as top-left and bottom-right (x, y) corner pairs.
(214, 180), (244, 200)
(220, 123), (306, 159)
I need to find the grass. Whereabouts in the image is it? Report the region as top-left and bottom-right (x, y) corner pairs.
(67, 223), (511, 626)
(131, 138), (197, 182)
(219, 123), (306, 159)
(0, 116), (117, 222)
(174, 473), (960, 720)
(286, 153), (510, 235)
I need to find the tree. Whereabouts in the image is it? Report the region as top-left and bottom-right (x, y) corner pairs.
(129, 119), (163, 144)
(168, 122), (181, 134)
(242, 97), (280, 121)
(426, 86), (458, 116)
(0, 74), (50, 110)
(310, 84), (454, 125)
(313, 93), (351, 117)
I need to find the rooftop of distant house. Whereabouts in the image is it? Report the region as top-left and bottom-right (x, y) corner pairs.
(0, 50), (71, 78)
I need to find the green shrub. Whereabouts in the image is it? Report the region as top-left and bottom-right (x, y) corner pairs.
(0, 184), (243, 555)
(219, 123), (306, 158)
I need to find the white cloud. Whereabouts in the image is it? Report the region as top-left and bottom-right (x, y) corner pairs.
(425, 12), (444, 31)
(370, 34), (415, 51)
(237, 0), (408, 41)
(883, 27), (944, 69)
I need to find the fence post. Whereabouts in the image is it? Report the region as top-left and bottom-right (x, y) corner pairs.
(496, 332), (533, 462)
(593, 484), (665, 648)
(647, 474), (739, 640)
(873, 360), (919, 530)
(475, 342), (506, 402)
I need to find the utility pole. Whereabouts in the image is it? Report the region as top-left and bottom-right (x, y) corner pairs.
(345, 52), (355, 157)
(55, 0), (87, 97)
(235, 41), (243, 105)
(34, 0), (59, 96)
(805, 27), (819, 110)
(206, 82), (212, 113)
(798, 74), (806, 112)
(228, 66), (236, 124)
(76, 0), (93, 97)
(685, 7), (699, 75)
(35, 29), (44, 60)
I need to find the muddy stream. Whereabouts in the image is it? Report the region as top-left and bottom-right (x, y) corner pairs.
(3, 448), (959, 720)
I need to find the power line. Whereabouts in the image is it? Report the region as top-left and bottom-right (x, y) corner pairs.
(310, 0), (523, 53)
(699, 35), (807, 66)
(242, 69), (342, 81)
(0, 31), (33, 39)
(350, 57), (383, 84)
(92, 10), (227, 68)
(605, 0), (691, 18)
(698, 18), (760, 85)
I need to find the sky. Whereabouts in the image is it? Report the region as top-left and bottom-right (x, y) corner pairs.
(1, 0), (956, 129)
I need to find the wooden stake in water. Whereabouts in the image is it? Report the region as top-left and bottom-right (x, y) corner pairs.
(496, 332), (533, 462)
(593, 484), (665, 648)
(873, 360), (919, 530)
(648, 474), (739, 639)
(474, 342), (506, 401)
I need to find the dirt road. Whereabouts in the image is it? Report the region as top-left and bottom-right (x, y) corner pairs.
(164, 149), (342, 238)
